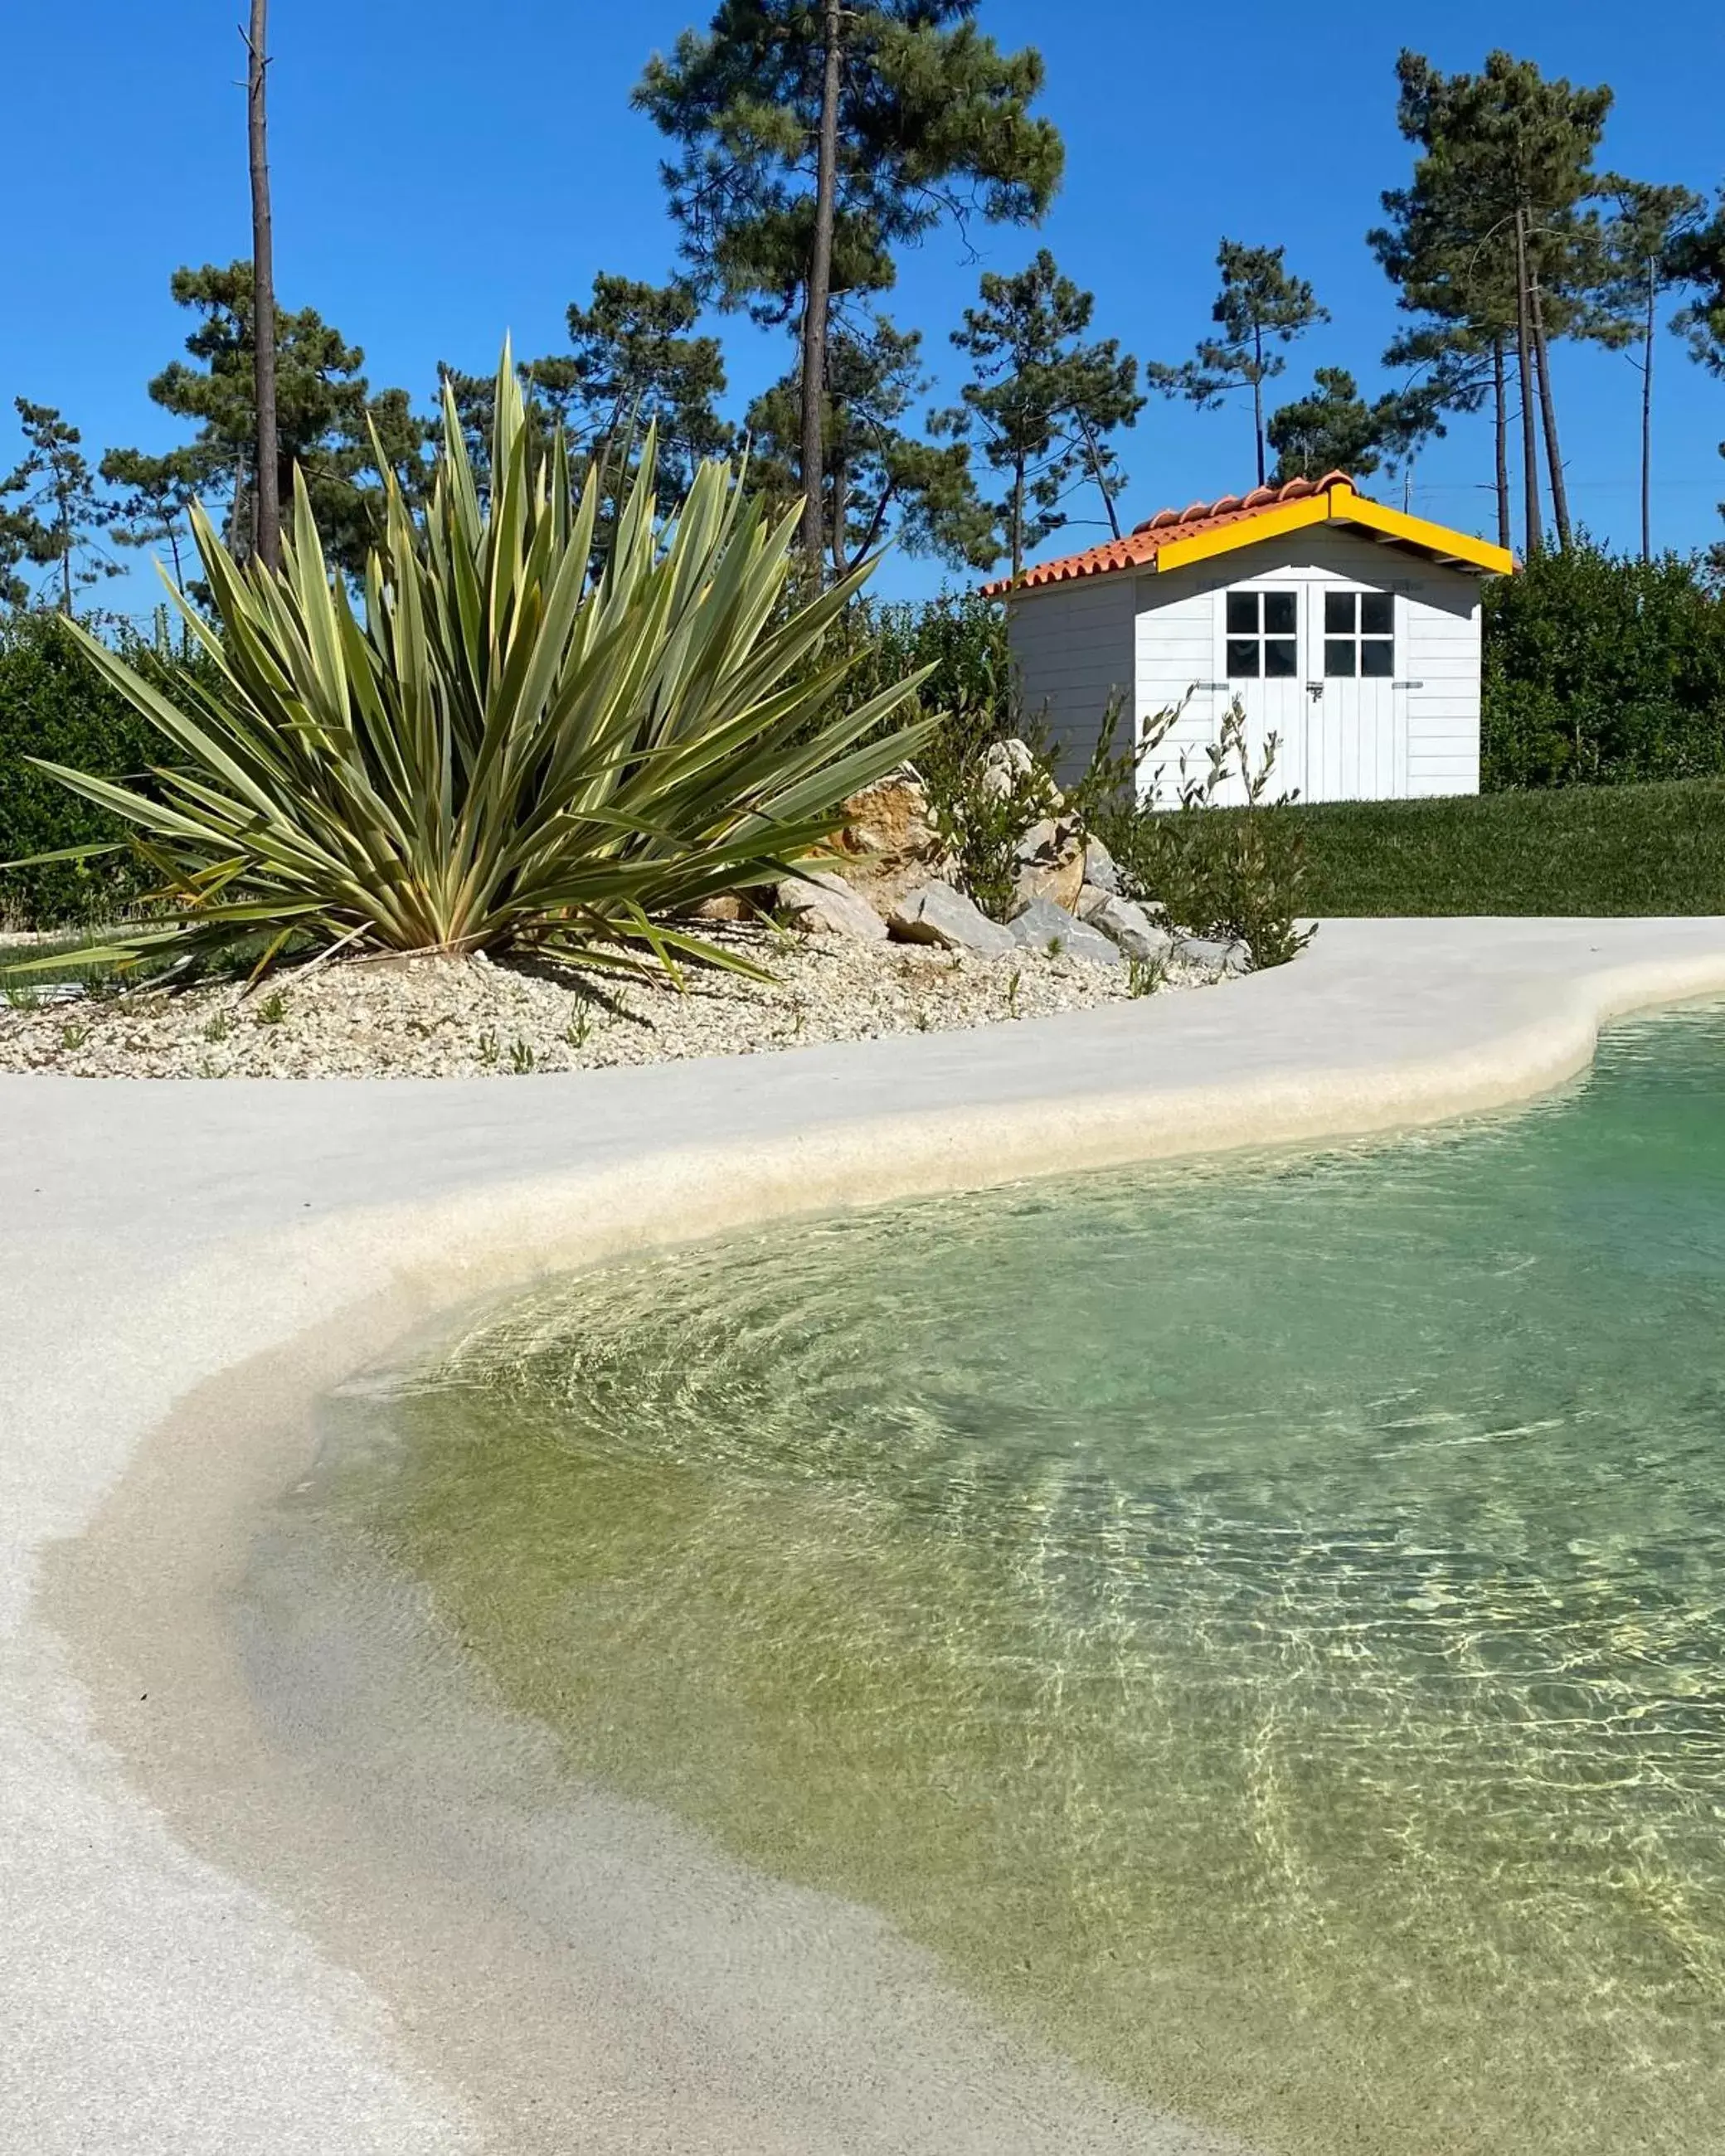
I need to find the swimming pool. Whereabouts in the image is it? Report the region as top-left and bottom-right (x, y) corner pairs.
(313, 1003), (1725, 2154)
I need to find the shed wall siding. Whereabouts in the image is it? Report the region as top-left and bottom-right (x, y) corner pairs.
(1006, 575), (1136, 789)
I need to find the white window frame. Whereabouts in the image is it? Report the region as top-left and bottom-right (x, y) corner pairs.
(1321, 587), (1397, 680)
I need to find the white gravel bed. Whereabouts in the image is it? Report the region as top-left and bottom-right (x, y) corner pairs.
(0, 923), (1222, 1080)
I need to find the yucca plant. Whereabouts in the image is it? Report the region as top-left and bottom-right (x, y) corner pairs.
(6, 347), (931, 980)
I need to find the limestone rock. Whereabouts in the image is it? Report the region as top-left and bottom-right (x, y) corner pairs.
(1084, 892), (1174, 964)
(828, 770), (950, 912)
(1008, 896), (1124, 967)
(1011, 813), (1086, 913)
(1082, 835), (1120, 895)
(1173, 932), (1251, 975)
(887, 881), (1016, 957)
(978, 736), (1040, 803)
(775, 870), (889, 943)
(685, 892), (756, 924)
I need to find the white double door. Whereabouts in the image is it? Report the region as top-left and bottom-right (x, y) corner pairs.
(1212, 579), (1407, 804)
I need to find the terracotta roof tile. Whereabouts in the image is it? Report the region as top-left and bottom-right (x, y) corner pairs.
(982, 470), (1358, 595)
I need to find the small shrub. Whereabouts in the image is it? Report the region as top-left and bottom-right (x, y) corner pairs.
(1094, 698), (1314, 969)
(921, 724), (1059, 921)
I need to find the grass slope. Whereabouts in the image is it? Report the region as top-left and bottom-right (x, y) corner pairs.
(1281, 781), (1725, 917)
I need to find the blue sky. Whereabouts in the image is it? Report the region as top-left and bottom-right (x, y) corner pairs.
(3, 0), (1721, 614)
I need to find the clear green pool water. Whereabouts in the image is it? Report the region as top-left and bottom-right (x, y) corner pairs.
(328, 1006), (1725, 2154)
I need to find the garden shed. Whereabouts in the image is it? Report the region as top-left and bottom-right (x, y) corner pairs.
(987, 471), (1515, 806)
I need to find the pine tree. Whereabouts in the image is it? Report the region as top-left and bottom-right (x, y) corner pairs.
(108, 264), (430, 580)
(97, 445), (202, 589)
(1372, 50), (1616, 556)
(634, 1), (1062, 576)
(533, 274), (731, 493)
(0, 401), (117, 614)
(1667, 191), (1725, 562)
(1669, 192), (1725, 376)
(1266, 369), (1436, 487)
(1148, 240), (1328, 486)
(746, 312), (994, 575)
(937, 249), (1142, 578)
(1590, 181), (1707, 559)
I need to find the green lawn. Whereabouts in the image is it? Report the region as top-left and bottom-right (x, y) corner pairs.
(1283, 780), (1725, 916)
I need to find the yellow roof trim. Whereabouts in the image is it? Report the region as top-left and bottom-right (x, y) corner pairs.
(1337, 493), (1515, 574)
(1148, 477), (1515, 580)
(1151, 493), (1332, 574)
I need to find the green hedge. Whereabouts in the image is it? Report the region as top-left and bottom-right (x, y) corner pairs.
(1482, 543), (1725, 787)
(0, 614), (161, 927)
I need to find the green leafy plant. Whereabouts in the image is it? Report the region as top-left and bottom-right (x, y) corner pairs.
(255, 989), (288, 1025)
(1095, 697), (1314, 969)
(924, 742), (1044, 920)
(508, 1037), (537, 1074)
(7, 349), (930, 984)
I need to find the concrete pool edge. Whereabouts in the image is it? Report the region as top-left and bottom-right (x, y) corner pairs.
(8, 916), (1725, 2154)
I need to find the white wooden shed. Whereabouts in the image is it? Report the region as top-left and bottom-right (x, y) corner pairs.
(986, 471), (1515, 806)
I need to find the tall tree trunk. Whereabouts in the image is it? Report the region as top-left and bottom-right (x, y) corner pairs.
(799, 0), (843, 579)
(829, 444), (848, 580)
(247, 0), (280, 573)
(1528, 261), (1572, 549)
(1513, 207), (1542, 559)
(1491, 336), (1511, 553)
(1009, 455), (1025, 580)
(1251, 323), (1265, 486)
(1641, 255), (1655, 563)
(1075, 410), (1123, 541)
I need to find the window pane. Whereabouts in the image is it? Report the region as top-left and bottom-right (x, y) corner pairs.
(1263, 590), (1297, 635)
(1226, 591), (1259, 634)
(1361, 638), (1395, 677)
(1226, 639), (1261, 678)
(1360, 591), (1393, 634)
(1324, 639), (1357, 677)
(1324, 590), (1355, 633)
(1264, 639), (1298, 678)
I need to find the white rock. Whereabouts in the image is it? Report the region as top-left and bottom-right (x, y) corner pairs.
(1082, 835), (1120, 894)
(887, 882), (1016, 957)
(978, 736), (1038, 803)
(1173, 932), (1251, 975)
(775, 870), (888, 943)
(1084, 892), (1174, 964)
(1008, 896), (1124, 967)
